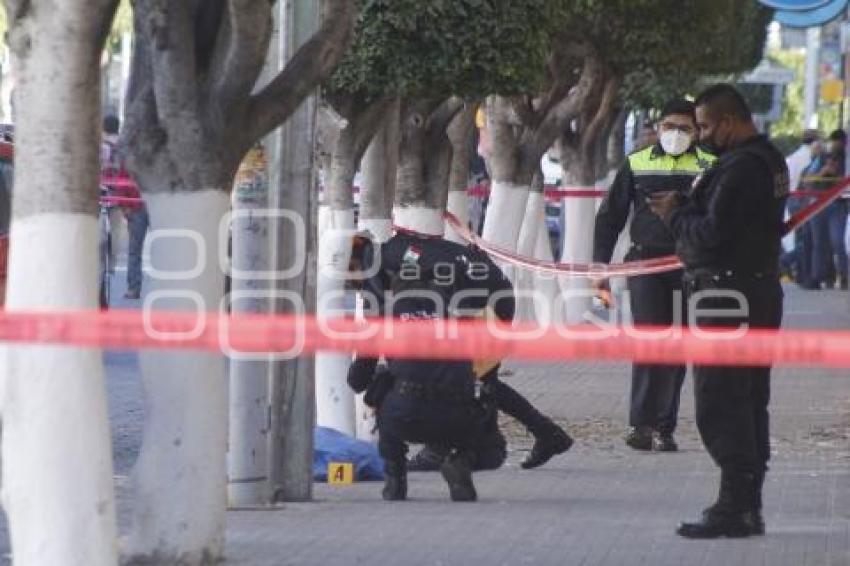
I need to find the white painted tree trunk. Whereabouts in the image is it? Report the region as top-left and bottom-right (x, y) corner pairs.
(315, 206), (356, 435)
(480, 181), (530, 250)
(444, 190), (469, 244)
(514, 190), (541, 321)
(127, 191), (230, 563)
(393, 205), (445, 236)
(2, 2), (119, 563)
(514, 192), (558, 324)
(560, 190), (597, 324)
(2, 217), (118, 566)
(227, 148), (271, 507)
(354, 119), (397, 441)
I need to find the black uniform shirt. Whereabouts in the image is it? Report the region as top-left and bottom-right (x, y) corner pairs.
(354, 232), (515, 394)
(666, 135), (789, 274)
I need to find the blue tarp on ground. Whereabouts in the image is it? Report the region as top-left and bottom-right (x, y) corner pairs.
(313, 426), (384, 482)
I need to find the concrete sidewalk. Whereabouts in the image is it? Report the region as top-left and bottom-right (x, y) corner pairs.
(219, 285), (850, 566)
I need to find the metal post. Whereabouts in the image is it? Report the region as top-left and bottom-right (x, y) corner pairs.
(804, 26), (821, 128)
(267, 0), (320, 503)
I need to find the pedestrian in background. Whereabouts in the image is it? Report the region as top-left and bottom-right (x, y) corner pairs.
(101, 115), (148, 300)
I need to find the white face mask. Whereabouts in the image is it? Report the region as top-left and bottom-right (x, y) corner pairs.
(659, 130), (693, 156)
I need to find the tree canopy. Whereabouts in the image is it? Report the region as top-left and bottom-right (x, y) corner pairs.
(327, 0), (568, 102)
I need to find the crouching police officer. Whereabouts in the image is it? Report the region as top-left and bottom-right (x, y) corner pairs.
(347, 228), (571, 500)
(650, 84), (788, 538)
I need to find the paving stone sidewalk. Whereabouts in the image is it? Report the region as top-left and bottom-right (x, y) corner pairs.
(221, 285), (850, 566)
(1, 284), (848, 566)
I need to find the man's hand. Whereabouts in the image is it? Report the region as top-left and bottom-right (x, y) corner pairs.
(647, 191), (681, 221)
(591, 277), (614, 309)
(591, 278), (610, 293)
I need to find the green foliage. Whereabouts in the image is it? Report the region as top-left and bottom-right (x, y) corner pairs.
(769, 48), (840, 138)
(565, 0), (773, 109)
(328, 0), (567, 101)
(105, 0), (132, 54)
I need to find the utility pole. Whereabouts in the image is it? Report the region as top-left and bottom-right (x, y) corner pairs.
(804, 26), (821, 128)
(227, 145), (273, 507)
(267, 0), (321, 503)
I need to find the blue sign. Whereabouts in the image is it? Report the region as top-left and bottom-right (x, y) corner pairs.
(774, 0), (849, 28)
(759, 0), (832, 9)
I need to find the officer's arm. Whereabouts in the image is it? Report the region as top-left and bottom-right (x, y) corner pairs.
(666, 163), (750, 250)
(347, 356), (378, 394)
(593, 164), (634, 263)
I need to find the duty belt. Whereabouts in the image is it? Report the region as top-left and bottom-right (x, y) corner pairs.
(684, 268), (778, 287)
(393, 379), (470, 403)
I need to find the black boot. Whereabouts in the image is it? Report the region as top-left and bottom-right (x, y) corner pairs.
(625, 425), (652, 451)
(652, 431), (678, 452)
(382, 460), (407, 501)
(440, 451), (477, 502)
(677, 470), (760, 538)
(486, 377), (573, 470)
(521, 422), (573, 469)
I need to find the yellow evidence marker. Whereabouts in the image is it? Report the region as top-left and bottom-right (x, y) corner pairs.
(328, 462), (354, 485)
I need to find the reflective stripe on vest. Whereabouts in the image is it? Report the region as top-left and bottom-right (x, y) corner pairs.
(627, 146), (715, 177)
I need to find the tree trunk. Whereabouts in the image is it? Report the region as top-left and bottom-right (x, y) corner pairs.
(1, 2), (119, 564)
(358, 99), (399, 243)
(354, 100), (399, 441)
(607, 108), (628, 171)
(480, 97), (534, 253)
(513, 171), (558, 323)
(127, 190), (230, 564)
(121, 0), (354, 557)
(444, 105), (476, 244)
(393, 98), (460, 235)
(559, 143), (597, 324)
(316, 99), (387, 436)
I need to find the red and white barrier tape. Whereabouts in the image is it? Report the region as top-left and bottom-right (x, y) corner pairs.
(1, 308), (849, 368)
(452, 176), (850, 278)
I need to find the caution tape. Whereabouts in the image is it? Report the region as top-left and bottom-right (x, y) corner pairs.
(445, 212), (682, 277)
(453, 175), (850, 278)
(0, 308), (849, 368)
(467, 183), (608, 199)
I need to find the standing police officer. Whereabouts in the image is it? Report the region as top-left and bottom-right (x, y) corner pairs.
(593, 99), (715, 452)
(649, 84), (788, 538)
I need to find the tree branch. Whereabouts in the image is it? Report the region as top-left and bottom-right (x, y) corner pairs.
(244, 0), (355, 145)
(426, 97), (465, 147)
(208, 0), (272, 119)
(580, 72), (622, 158)
(138, 0), (208, 186)
(530, 47), (603, 162)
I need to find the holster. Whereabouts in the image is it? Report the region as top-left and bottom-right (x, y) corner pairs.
(364, 367), (394, 409)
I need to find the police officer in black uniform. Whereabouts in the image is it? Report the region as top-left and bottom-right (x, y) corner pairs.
(593, 99), (715, 452)
(347, 230), (572, 501)
(649, 84), (788, 538)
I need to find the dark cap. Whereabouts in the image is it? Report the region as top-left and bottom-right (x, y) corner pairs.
(829, 129), (847, 143)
